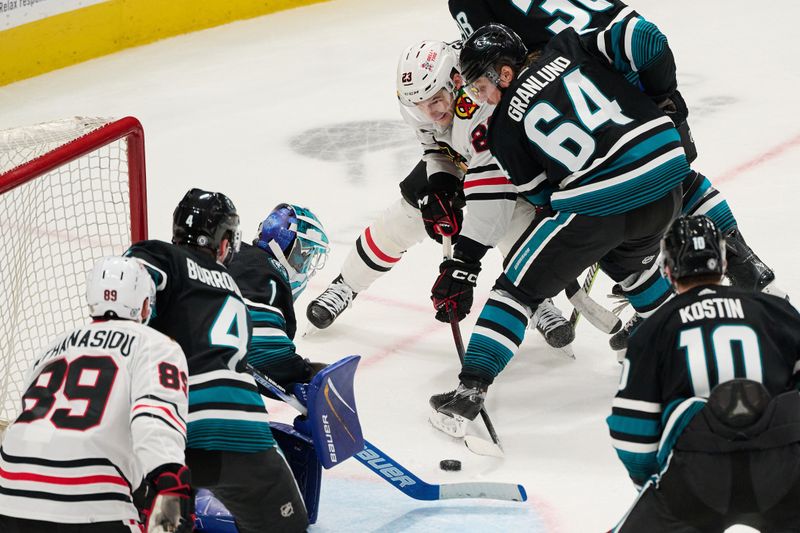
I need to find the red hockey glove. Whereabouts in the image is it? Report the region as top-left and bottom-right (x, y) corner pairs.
(141, 464), (193, 533)
(431, 259), (480, 322)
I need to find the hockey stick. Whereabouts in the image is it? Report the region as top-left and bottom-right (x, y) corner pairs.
(247, 364), (526, 502)
(565, 264), (621, 334)
(440, 237), (504, 458)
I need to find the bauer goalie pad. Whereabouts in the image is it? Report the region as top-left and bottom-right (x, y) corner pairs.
(194, 489), (238, 532)
(292, 355), (365, 469)
(271, 422), (322, 524)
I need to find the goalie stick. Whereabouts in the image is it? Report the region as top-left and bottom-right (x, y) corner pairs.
(247, 364), (527, 502)
(440, 237), (505, 458)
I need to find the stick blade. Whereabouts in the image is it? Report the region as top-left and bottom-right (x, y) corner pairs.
(464, 435), (505, 458)
(439, 481), (527, 502)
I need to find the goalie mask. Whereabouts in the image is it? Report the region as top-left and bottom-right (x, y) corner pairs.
(86, 257), (156, 324)
(255, 204), (330, 299)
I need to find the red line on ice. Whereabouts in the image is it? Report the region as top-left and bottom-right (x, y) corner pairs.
(716, 132), (800, 183)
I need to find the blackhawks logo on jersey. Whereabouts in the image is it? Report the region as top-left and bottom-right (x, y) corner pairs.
(455, 91), (478, 120)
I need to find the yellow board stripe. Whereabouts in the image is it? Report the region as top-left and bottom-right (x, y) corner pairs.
(0, 0), (327, 86)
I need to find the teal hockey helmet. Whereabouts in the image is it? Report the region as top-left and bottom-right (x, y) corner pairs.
(255, 203), (330, 299)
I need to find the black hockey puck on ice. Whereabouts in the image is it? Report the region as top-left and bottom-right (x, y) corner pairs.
(439, 459), (462, 471)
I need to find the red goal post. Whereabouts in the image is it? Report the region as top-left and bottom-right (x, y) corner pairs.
(0, 117), (147, 431)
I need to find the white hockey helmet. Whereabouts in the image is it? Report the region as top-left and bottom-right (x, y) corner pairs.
(397, 40), (459, 107)
(86, 256), (156, 324)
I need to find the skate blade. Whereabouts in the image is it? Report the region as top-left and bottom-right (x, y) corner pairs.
(554, 344), (575, 359)
(302, 323), (321, 338)
(429, 409), (469, 438)
(616, 349), (626, 364)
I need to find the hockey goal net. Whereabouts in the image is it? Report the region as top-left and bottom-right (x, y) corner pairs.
(0, 117), (147, 433)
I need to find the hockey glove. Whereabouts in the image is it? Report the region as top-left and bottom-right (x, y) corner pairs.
(141, 464), (193, 533)
(658, 90), (697, 162)
(431, 259), (480, 322)
(420, 191), (463, 242)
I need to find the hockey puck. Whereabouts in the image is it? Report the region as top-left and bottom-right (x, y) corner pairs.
(439, 459), (462, 471)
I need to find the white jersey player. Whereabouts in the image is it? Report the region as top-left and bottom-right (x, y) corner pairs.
(307, 40), (574, 349)
(0, 257), (191, 533)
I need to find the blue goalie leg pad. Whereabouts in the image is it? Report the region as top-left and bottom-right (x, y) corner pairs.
(194, 488), (238, 533)
(271, 421), (323, 524)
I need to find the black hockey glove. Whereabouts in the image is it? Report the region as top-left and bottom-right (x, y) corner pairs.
(657, 91), (697, 163)
(420, 191), (463, 242)
(140, 464), (193, 533)
(431, 259), (480, 322)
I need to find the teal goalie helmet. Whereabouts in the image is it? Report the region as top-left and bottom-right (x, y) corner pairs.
(255, 203), (330, 299)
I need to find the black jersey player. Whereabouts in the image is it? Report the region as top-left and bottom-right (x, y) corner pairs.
(428, 21), (686, 436)
(126, 189), (308, 533)
(447, 0), (784, 338)
(227, 203), (330, 389)
(608, 215), (800, 532)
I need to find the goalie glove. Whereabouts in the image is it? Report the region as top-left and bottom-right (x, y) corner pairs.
(431, 258), (480, 322)
(141, 464), (193, 533)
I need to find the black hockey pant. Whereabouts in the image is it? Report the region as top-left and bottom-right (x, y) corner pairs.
(188, 446), (309, 533)
(0, 517), (140, 532)
(615, 445), (800, 532)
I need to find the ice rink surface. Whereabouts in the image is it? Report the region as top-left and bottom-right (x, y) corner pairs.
(2, 0), (798, 531)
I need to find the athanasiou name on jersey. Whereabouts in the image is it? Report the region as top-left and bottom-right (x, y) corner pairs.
(40, 327), (137, 362)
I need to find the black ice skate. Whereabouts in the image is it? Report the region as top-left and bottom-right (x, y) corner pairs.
(724, 228), (786, 298)
(532, 298), (575, 349)
(429, 379), (487, 438)
(306, 274), (356, 329)
(609, 312), (644, 354)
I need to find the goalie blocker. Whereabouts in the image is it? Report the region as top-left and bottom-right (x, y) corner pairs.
(195, 357), (364, 530)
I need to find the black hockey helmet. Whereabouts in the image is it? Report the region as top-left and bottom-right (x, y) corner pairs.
(460, 23), (528, 86)
(662, 215), (726, 281)
(172, 188), (241, 264)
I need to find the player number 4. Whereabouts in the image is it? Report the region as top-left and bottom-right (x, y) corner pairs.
(209, 296), (249, 370)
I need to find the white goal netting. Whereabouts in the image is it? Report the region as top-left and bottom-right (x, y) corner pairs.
(0, 117), (146, 431)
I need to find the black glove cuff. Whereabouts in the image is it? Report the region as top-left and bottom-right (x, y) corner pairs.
(428, 172), (462, 195)
(454, 236), (489, 263)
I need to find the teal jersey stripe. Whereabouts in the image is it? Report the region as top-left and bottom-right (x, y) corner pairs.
(614, 449), (658, 480)
(703, 201), (737, 234)
(189, 385), (265, 407)
(248, 335), (296, 368)
(524, 188), (553, 206)
(249, 308), (286, 329)
(506, 212), (573, 284)
(682, 175), (712, 214)
(657, 399), (707, 467)
(579, 129), (681, 186)
(480, 305), (527, 343)
(551, 156), (688, 215)
(188, 419), (275, 452)
(626, 276), (671, 311)
(631, 19), (667, 70)
(608, 414), (661, 438)
(463, 333), (516, 380)
(609, 17), (629, 75)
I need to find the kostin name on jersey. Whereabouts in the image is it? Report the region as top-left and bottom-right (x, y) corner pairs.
(507, 56), (572, 122)
(186, 257), (238, 293)
(678, 298), (745, 324)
